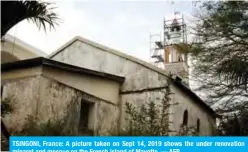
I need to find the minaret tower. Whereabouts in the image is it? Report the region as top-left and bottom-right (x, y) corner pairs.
(150, 11), (188, 84)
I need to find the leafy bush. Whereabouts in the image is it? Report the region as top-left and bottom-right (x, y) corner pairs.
(217, 108), (248, 136)
(1, 98), (13, 117)
(115, 81), (198, 136)
(11, 115), (79, 136)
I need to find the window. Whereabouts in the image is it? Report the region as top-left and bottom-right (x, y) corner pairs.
(178, 54), (183, 62)
(1, 85), (3, 97)
(182, 110), (188, 126)
(1, 85), (4, 99)
(79, 100), (92, 130)
(197, 119), (200, 132)
(171, 25), (181, 32)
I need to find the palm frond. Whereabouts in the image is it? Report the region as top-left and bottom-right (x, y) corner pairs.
(1, 0), (59, 38)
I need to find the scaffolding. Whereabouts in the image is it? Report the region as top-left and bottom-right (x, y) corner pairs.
(164, 14), (187, 46)
(149, 34), (164, 66)
(150, 13), (187, 65)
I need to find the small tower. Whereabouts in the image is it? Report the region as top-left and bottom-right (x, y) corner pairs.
(164, 13), (188, 83)
(150, 12), (188, 84)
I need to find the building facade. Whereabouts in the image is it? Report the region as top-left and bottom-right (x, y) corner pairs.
(1, 36), (216, 136)
(49, 36), (217, 135)
(1, 58), (124, 135)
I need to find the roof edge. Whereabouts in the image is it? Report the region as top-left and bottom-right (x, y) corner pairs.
(48, 36), (171, 78)
(48, 36), (78, 58)
(47, 36), (216, 117)
(173, 76), (218, 117)
(1, 57), (125, 83)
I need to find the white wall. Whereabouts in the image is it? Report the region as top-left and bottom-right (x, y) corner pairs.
(51, 39), (215, 135)
(2, 73), (119, 135)
(169, 85), (216, 135)
(43, 66), (121, 105)
(1, 41), (39, 60)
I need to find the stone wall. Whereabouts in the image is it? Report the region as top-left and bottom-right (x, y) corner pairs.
(169, 85), (216, 135)
(51, 40), (170, 129)
(51, 39), (216, 135)
(2, 75), (119, 135)
(2, 76), (41, 132)
(164, 62), (188, 81)
(39, 76), (120, 135)
(120, 89), (167, 131)
(52, 41), (169, 92)
(42, 66), (121, 105)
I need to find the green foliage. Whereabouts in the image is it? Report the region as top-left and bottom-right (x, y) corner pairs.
(116, 81), (198, 136)
(217, 107), (248, 136)
(177, 126), (198, 136)
(7, 95), (93, 136)
(1, 98), (13, 117)
(11, 115), (78, 136)
(188, 1), (248, 112)
(1, 0), (59, 38)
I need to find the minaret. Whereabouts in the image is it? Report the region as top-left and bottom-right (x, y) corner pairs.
(163, 13), (188, 84)
(149, 13), (188, 84)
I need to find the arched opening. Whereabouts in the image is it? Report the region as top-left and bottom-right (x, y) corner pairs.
(171, 19), (181, 32)
(197, 119), (200, 132)
(182, 110), (188, 126)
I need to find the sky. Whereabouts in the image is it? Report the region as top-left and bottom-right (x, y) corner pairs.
(8, 0), (196, 61)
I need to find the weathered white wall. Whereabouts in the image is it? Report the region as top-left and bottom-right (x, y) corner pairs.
(120, 90), (167, 131)
(164, 62), (188, 84)
(38, 76), (120, 135)
(51, 40), (216, 135)
(169, 85), (216, 135)
(51, 41), (170, 128)
(1, 74), (119, 135)
(43, 66), (121, 105)
(163, 45), (188, 83)
(2, 76), (41, 132)
(164, 62), (188, 76)
(51, 41), (169, 92)
(1, 41), (38, 60)
(1, 66), (42, 80)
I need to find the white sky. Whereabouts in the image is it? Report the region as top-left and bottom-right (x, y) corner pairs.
(8, 0), (195, 61)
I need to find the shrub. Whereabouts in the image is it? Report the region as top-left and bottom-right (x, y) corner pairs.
(1, 98), (13, 117)
(11, 115), (81, 136)
(115, 81), (198, 136)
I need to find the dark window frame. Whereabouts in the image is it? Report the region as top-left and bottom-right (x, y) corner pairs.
(197, 118), (200, 132)
(182, 109), (188, 126)
(79, 100), (93, 130)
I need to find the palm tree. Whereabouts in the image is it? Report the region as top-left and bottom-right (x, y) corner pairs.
(1, 0), (59, 38)
(1, 0), (59, 144)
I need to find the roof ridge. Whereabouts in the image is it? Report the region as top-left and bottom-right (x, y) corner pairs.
(48, 36), (170, 78)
